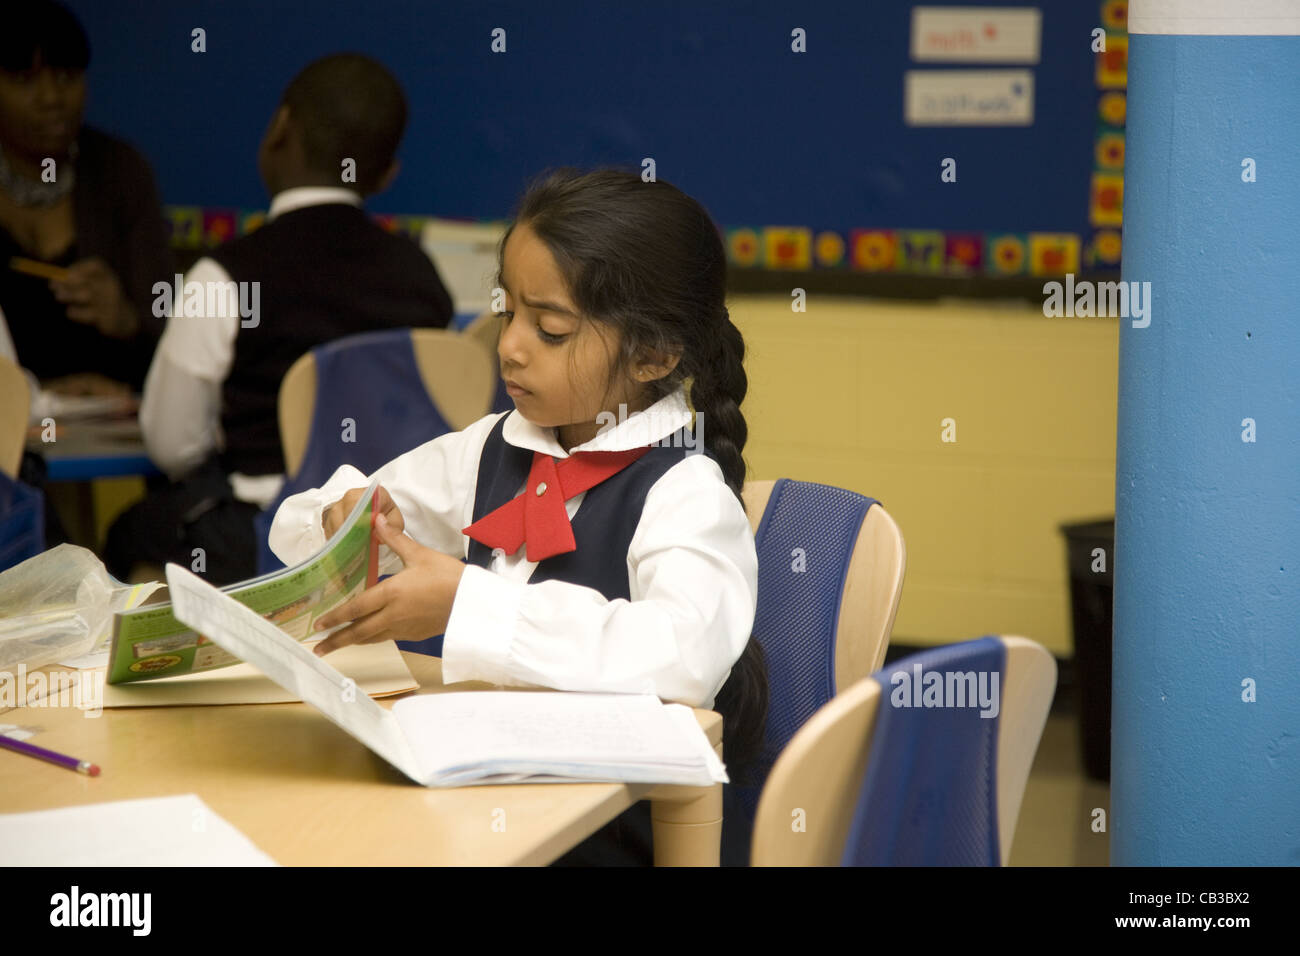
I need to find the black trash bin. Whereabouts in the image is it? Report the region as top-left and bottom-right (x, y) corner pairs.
(1060, 518), (1114, 782)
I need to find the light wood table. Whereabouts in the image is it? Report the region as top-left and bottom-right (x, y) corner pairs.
(0, 652), (724, 866)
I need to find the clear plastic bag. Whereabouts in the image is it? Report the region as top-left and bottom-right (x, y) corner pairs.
(0, 544), (118, 671)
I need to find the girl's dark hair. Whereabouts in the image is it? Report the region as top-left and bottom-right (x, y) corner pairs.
(1, 0), (91, 73)
(498, 167), (769, 779)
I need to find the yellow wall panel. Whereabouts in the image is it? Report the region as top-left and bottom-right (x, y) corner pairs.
(732, 295), (1118, 656)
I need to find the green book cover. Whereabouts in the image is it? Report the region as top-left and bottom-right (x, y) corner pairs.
(106, 479), (380, 684)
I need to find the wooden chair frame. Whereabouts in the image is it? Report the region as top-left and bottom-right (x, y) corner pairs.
(0, 355), (30, 479)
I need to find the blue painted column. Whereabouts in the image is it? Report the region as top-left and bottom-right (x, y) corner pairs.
(1114, 1), (1300, 865)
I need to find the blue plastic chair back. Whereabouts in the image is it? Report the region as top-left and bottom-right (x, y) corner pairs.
(735, 479), (876, 820)
(462, 312), (511, 414)
(254, 328), (453, 574)
(841, 637), (1006, 866)
(451, 311), (481, 331)
(0, 470), (44, 573)
(488, 377), (512, 415)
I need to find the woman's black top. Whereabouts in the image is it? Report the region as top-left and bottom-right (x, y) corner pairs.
(0, 126), (171, 389)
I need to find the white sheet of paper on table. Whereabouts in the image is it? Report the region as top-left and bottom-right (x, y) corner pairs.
(0, 793), (278, 866)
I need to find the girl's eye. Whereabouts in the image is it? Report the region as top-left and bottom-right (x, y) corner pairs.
(493, 309), (566, 344)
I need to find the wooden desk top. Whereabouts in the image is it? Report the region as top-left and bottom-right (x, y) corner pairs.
(0, 652), (722, 866)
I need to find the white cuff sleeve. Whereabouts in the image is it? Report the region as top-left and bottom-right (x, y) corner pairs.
(267, 463), (370, 566)
(441, 564), (526, 686)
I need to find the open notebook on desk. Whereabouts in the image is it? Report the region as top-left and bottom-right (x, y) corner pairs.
(164, 564), (727, 788)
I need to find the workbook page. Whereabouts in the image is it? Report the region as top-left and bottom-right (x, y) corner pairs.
(392, 691), (726, 785)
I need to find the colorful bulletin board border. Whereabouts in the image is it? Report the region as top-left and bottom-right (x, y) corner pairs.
(163, 206), (437, 251)
(1088, 0), (1126, 269)
(163, 205), (1089, 280)
(166, 4), (1124, 281)
(725, 227), (1082, 278)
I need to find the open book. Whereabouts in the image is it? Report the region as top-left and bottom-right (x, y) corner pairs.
(164, 563), (728, 788)
(107, 479), (382, 685)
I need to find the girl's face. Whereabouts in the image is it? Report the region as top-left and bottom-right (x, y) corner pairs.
(497, 223), (658, 451)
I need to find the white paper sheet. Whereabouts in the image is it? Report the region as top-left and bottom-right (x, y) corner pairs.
(0, 794), (277, 866)
(911, 7), (1042, 63)
(903, 69), (1034, 126)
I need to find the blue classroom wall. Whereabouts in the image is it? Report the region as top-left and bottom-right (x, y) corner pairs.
(66, 0), (1097, 232)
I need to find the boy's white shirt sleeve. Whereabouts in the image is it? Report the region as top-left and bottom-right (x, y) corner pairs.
(138, 257), (239, 479)
(266, 411), (508, 575)
(441, 454), (758, 710)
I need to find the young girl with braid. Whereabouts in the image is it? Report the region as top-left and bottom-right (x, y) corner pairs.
(267, 167), (768, 866)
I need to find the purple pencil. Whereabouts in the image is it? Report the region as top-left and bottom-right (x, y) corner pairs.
(0, 734), (100, 776)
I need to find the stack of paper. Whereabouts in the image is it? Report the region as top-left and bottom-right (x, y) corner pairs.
(393, 691), (726, 786)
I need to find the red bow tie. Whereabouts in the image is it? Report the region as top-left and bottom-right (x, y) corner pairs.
(462, 447), (652, 562)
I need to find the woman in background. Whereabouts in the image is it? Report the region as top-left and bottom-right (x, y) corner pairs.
(0, 0), (170, 395)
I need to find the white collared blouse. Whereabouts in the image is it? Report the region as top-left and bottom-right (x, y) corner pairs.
(267, 387), (758, 709)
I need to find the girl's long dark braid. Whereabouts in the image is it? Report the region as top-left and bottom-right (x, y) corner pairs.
(504, 167), (769, 779)
(684, 310), (769, 782)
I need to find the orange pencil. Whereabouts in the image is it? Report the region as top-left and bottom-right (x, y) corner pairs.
(9, 257), (71, 282)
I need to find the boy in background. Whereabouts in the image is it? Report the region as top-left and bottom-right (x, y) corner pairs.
(105, 53), (453, 584)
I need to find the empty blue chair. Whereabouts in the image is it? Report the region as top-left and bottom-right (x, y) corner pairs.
(751, 635), (1057, 865)
(461, 311), (512, 414)
(732, 478), (905, 823)
(844, 637), (1006, 865)
(256, 328), (495, 575)
(488, 378), (512, 414)
(451, 311), (482, 331)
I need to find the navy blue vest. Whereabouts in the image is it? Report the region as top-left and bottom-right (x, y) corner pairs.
(466, 415), (758, 866)
(210, 203), (454, 476)
(466, 414), (715, 597)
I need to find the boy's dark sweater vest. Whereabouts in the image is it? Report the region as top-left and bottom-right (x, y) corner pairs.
(209, 203), (454, 477)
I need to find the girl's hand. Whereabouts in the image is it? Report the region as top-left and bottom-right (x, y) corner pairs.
(323, 484), (403, 539)
(311, 513), (466, 656)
